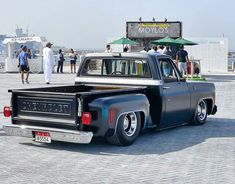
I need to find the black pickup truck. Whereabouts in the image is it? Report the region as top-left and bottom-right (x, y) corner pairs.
(3, 52), (217, 146)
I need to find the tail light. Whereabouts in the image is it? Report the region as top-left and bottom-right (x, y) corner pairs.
(3, 106), (11, 117)
(81, 112), (92, 125)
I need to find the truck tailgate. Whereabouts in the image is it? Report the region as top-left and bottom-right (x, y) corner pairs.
(11, 91), (78, 129)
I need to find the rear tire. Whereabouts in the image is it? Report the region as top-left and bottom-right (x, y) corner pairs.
(191, 99), (208, 125)
(106, 112), (141, 146)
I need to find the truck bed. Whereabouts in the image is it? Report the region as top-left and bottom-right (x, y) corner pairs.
(10, 85), (146, 130)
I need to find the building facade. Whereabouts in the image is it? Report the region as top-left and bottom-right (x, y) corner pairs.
(185, 37), (228, 73)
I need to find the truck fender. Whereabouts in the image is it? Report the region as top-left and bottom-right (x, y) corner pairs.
(88, 93), (150, 136)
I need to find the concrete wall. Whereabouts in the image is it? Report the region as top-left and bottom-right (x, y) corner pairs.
(185, 37), (228, 73)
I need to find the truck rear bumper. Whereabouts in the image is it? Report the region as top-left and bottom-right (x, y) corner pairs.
(3, 124), (93, 144)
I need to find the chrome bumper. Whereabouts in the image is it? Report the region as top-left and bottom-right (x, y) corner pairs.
(3, 124), (93, 144)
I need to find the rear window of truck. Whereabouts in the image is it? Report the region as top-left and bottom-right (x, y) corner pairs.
(81, 58), (151, 78)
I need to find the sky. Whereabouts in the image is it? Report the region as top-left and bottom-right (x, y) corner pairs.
(0, 0), (235, 50)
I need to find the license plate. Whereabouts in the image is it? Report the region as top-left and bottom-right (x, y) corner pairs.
(35, 131), (51, 143)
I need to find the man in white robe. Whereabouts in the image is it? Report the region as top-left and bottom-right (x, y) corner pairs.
(43, 42), (55, 84)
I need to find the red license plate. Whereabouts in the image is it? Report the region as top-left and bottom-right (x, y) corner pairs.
(35, 131), (51, 143)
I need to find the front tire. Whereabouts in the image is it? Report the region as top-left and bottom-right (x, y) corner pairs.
(106, 112), (141, 146)
(191, 99), (208, 125)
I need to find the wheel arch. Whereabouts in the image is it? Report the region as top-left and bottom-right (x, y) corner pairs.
(191, 97), (210, 125)
(194, 97), (214, 117)
(89, 93), (150, 137)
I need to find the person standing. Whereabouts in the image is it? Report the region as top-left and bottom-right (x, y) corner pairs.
(163, 46), (173, 58)
(176, 45), (190, 77)
(69, 48), (77, 73)
(140, 47), (147, 53)
(123, 46), (129, 52)
(43, 42), (55, 84)
(57, 49), (65, 73)
(16, 45), (24, 71)
(19, 46), (30, 84)
(148, 46), (158, 53)
(105, 44), (112, 52)
(157, 45), (164, 54)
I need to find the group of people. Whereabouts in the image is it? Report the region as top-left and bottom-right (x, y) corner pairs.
(105, 44), (189, 77)
(141, 45), (189, 76)
(18, 42), (189, 84)
(56, 48), (77, 74)
(16, 42), (78, 84)
(43, 45), (78, 84)
(105, 44), (129, 53)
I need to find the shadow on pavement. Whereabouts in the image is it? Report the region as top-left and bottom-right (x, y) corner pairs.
(15, 117), (235, 156)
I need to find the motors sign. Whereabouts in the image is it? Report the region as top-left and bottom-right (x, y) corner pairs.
(126, 22), (182, 38)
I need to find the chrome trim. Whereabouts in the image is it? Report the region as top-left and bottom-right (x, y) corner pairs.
(77, 98), (82, 117)
(75, 77), (162, 86)
(13, 116), (75, 125)
(122, 112), (138, 137)
(3, 124), (93, 144)
(113, 110), (146, 136)
(197, 100), (207, 121)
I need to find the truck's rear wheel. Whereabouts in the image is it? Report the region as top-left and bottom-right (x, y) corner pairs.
(107, 112), (141, 146)
(191, 99), (208, 125)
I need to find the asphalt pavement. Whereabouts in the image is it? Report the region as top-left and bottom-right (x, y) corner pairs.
(0, 73), (234, 184)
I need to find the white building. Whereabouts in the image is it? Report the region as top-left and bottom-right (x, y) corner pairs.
(185, 37), (228, 73)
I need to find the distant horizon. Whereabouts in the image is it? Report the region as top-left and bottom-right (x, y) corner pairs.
(1, 30), (235, 52)
(2, 31), (234, 51)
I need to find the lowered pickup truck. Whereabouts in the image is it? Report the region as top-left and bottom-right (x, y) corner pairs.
(3, 52), (217, 146)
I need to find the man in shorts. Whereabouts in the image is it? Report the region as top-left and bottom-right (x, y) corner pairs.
(19, 46), (30, 84)
(176, 45), (189, 77)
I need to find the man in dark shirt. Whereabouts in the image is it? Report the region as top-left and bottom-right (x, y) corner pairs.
(176, 45), (189, 77)
(57, 49), (65, 73)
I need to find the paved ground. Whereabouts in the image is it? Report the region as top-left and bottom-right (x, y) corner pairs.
(0, 73), (234, 184)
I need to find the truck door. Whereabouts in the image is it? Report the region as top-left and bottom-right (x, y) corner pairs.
(159, 58), (191, 127)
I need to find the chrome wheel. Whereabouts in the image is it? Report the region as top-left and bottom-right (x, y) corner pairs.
(106, 111), (141, 146)
(122, 112), (137, 137)
(197, 100), (207, 121)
